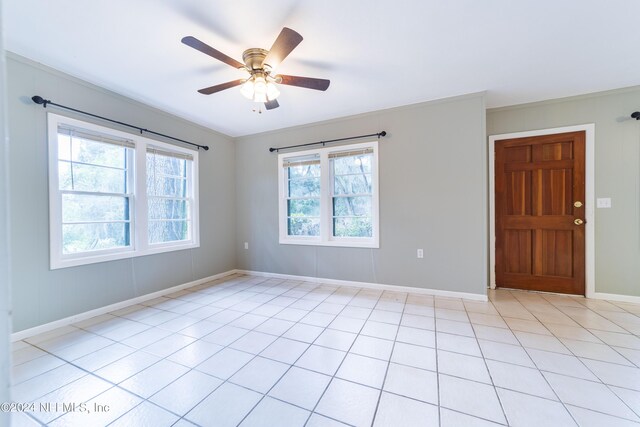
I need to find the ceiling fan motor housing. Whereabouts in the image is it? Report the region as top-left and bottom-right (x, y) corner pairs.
(242, 48), (270, 71)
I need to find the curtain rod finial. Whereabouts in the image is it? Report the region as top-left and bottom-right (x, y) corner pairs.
(269, 147), (277, 152)
(203, 146), (210, 151)
(32, 95), (50, 107)
(379, 131), (387, 137)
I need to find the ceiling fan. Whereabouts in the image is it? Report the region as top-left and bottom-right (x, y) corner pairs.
(182, 27), (330, 110)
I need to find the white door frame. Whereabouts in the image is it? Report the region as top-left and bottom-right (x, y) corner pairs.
(488, 124), (595, 298)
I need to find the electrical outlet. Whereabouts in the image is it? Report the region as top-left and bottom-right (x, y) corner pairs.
(597, 198), (612, 208)
(244, 242), (249, 250)
(417, 249), (424, 259)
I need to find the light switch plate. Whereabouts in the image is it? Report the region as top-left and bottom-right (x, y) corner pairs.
(244, 242), (249, 249)
(597, 198), (612, 208)
(417, 249), (424, 259)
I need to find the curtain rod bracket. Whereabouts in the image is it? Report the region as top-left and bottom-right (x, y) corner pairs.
(269, 130), (387, 153)
(31, 95), (209, 151)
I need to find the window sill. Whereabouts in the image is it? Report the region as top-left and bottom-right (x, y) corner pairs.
(51, 241), (200, 270)
(279, 238), (379, 249)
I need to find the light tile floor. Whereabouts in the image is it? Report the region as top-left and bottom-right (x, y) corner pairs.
(9, 274), (640, 426)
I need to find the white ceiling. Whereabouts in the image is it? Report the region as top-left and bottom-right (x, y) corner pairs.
(5, 1), (640, 137)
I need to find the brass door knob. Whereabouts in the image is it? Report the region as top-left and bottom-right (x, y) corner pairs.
(574, 218), (584, 225)
(574, 201), (583, 208)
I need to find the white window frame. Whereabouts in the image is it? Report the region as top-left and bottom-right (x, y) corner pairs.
(278, 141), (379, 248)
(48, 113), (200, 269)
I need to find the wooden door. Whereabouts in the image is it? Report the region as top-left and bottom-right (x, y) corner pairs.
(495, 131), (585, 295)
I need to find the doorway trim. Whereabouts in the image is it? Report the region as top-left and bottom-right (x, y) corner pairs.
(489, 124), (595, 297)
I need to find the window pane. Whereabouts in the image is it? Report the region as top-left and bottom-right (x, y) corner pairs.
(149, 220), (190, 244)
(332, 155), (372, 175)
(147, 151), (192, 245)
(147, 175), (187, 197)
(287, 162), (320, 179)
(147, 152), (187, 196)
(58, 134), (72, 161)
(63, 135), (127, 168)
(333, 174), (372, 195)
(333, 217), (372, 238)
(333, 196), (372, 217)
(62, 222), (130, 254)
(62, 194), (129, 222)
(288, 177), (320, 198)
(288, 198), (320, 217)
(159, 177), (187, 198)
(59, 162), (127, 193)
(288, 217), (320, 236)
(149, 198), (189, 220)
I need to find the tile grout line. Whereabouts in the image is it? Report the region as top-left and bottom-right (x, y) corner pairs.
(368, 292), (409, 427)
(504, 289), (640, 424)
(434, 300), (442, 427)
(302, 286), (388, 427)
(502, 293), (581, 426)
(19, 275), (277, 425)
(461, 297), (509, 426)
(180, 276), (339, 426)
(232, 281), (359, 426)
(22, 275), (273, 425)
(148, 275), (331, 426)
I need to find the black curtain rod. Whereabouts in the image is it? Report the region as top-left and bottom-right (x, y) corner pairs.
(31, 96), (209, 151)
(269, 131), (387, 153)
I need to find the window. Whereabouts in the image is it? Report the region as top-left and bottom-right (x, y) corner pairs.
(48, 113), (199, 269)
(278, 141), (379, 248)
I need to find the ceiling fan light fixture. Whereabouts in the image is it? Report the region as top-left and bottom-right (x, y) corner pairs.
(253, 76), (268, 103)
(266, 81), (280, 101)
(240, 78), (254, 100)
(240, 75), (278, 103)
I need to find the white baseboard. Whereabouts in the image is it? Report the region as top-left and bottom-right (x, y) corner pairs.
(11, 269), (238, 342)
(591, 292), (640, 305)
(236, 270), (488, 302)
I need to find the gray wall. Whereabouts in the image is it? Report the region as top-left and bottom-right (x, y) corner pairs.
(1, 1), (13, 424)
(487, 87), (640, 297)
(7, 53), (237, 332)
(235, 93), (488, 296)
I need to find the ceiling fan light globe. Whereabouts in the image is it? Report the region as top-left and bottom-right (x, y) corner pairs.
(266, 82), (280, 101)
(253, 78), (268, 103)
(240, 79), (254, 99)
(253, 92), (267, 103)
(254, 77), (267, 93)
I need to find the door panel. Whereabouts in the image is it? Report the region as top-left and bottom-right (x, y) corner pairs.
(495, 131), (585, 295)
(504, 230), (532, 274)
(505, 171), (532, 215)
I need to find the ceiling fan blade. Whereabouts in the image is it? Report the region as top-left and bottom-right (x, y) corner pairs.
(264, 99), (280, 110)
(182, 36), (245, 69)
(277, 75), (330, 91)
(263, 27), (303, 70)
(197, 79), (244, 95)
